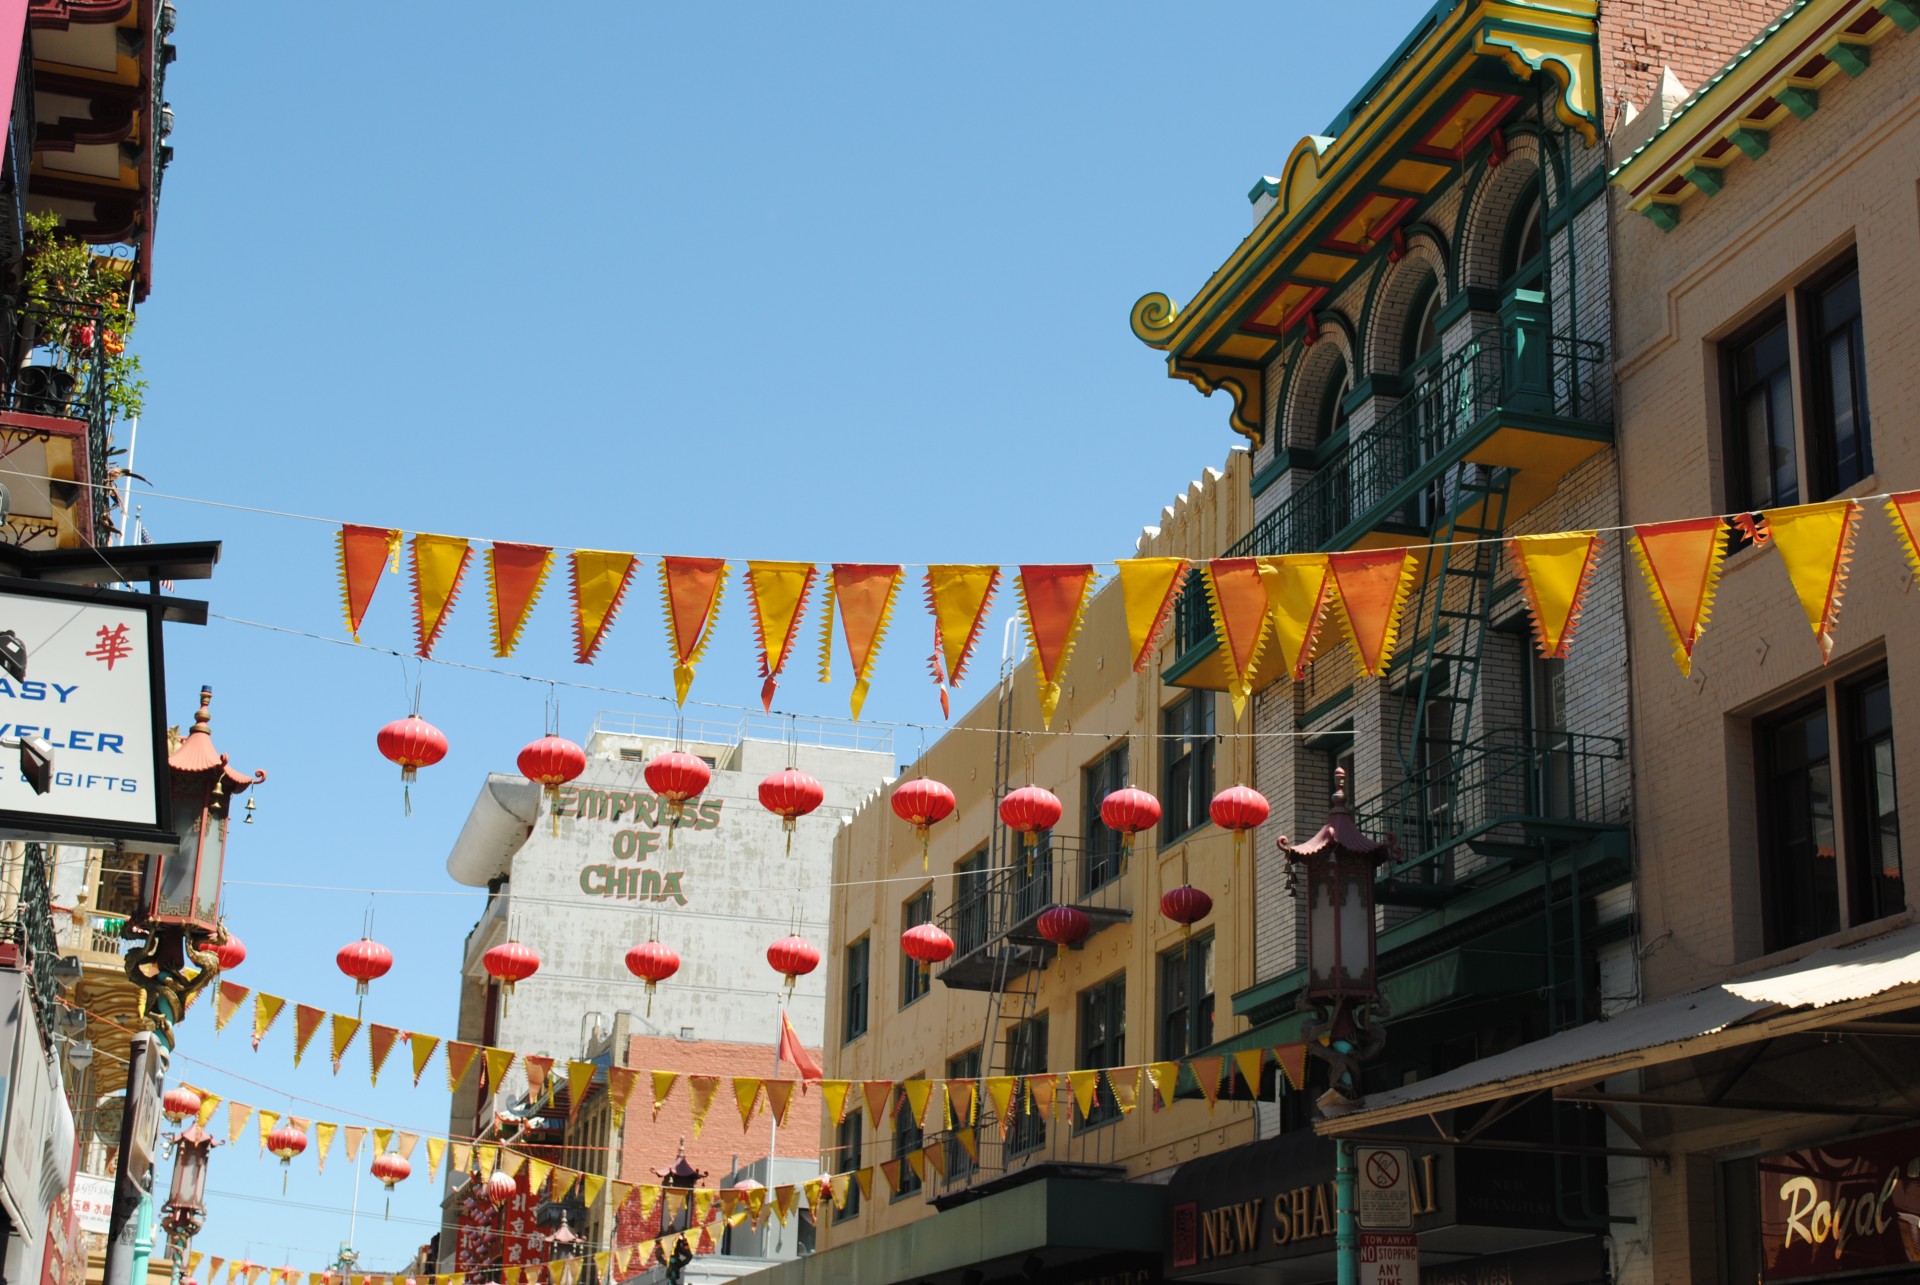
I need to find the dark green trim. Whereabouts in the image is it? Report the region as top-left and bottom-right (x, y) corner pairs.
(1730, 127), (1771, 159)
(1302, 722), (1355, 751)
(1829, 42), (1871, 76)
(1299, 685), (1355, 729)
(1434, 284), (1503, 332)
(1349, 371), (1409, 404)
(1684, 166), (1724, 197)
(1159, 637), (1216, 687)
(1883, 0), (1920, 33)
(1251, 448), (1317, 497)
(1642, 202), (1681, 232)
(1543, 165), (1607, 234)
(1776, 85), (1820, 120)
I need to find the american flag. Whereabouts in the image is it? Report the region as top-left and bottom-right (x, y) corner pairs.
(135, 516), (174, 590)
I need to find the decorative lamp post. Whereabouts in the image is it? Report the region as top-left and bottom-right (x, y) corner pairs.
(158, 1121), (217, 1262)
(1274, 768), (1394, 1285)
(654, 1140), (707, 1240)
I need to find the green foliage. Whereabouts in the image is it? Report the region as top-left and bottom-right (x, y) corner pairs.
(21, 211), (146, 423)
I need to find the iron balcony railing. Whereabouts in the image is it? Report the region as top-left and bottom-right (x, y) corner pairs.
(1352, 728), (1626, 895)
(936, 836), (1131, 984)
(2, 295), (121, 546)
(923, 1094), (1128, 1205)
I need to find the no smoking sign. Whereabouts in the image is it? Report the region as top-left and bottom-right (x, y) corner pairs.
(1355, 1145), (1413, 1229)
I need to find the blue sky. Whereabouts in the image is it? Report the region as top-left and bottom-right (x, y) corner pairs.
(127, 2), (1441, 1268)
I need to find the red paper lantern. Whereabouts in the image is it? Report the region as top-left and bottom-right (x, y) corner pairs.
(1000, 786), (1062, 848)
(759, 769), (825, 854)
(377, 714), (447, 813)
(1160, 884), (1213, 936)
(645, 751), (712, 846)
(267, 1122), (308, 1192)
(485, 1169), (518, 1203)
(336, 938), (394, 997)
(518, 734), (587, 824)
(161, 1084), (201, 1125)
(624, 940), (680, 1015)
(900, 922), (954, 974)
(767, 934), (821, 996)
(371, 1150), (410, 1219)
(1036, 904), (1090, 948)
(482, 940), (540, 1013)
(213, 932), (246, 971)
(1209, 784), (1270, 833)
(1100, 787), (1161, 855)
(891, 777), (957, 870)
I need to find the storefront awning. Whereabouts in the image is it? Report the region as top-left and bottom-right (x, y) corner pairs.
(1318, 920), (1920, 1138)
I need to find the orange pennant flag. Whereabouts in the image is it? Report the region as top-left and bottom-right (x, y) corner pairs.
(252, 993), (286, 1050)
(445, 1041), (479, 1093)
(1327, 550), (1418, 677)
(924, 565), (1000, 718)
(367, 1025), (400, 1086)
(606, 1066), (639, 1131)
(337, 525), (402, 642)
(1763, 500), (1860, 663)
(1272, 1043), (1308, 1091)
(1026, 1074), (1058, 1122)
(878, 1160), (901, 1197)
(1259, 554), (1332, 681)
(215, 981), (247, 1033)
(687, 1076), (720, 1139)
(763, 1079), (798, 1128)
(1202, 558), (1275, 718)
(659, 556), (729, 705)
(1016, 565), (1097, 728)
(343, 1126), (366, 1163)
(744, 561), (817, 711)
(523, 1054), (554, 1098)
(410, 534), (473, 659)
(569, 550), (639, 664)
(1507, 533), (1601, 660)
(860, 1080), (895, 1128)
(225, 1101), (252, 1144)
(1886, 491), (1920, 578)
(945, 1079), (977, 1129)
(1189, 1056), (1226, 1111)
(329, 1013), (361, 1073)
(486, 543), (554, 659)
(291, 1004), (326, 1067)
(1630, 517), (1729, 676)
(1117, 558), (1189, 672)
(818, 565), (904, 720)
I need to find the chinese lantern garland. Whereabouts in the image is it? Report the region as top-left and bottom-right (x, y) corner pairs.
(759, 768), (825, 854)
(375, 713), (447, 815)
(644, 751), (712, 848)
(890, 777), (955, 871)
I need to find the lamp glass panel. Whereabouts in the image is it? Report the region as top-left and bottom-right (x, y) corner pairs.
(192, 817), (225, 924)
(1307, 865), (1336, 991)
(1337, 864), (1372, 985)
(152, 842), (194, 921)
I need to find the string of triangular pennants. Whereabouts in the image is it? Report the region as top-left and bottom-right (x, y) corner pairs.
(335, 495), (1911, 724)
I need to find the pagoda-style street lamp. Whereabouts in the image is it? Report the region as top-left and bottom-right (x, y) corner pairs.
(158, 1122), (218, 1261)
(126, 686), (265, 1046)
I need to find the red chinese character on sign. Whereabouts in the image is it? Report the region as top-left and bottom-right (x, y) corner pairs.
(86, 623), (133, 671)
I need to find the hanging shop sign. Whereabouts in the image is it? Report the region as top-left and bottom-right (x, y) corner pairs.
(0, 578), (173, 847)
(1759, 1125), (1920, 1279)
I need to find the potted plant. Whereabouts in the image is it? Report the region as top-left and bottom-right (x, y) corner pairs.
(15, 210), (146, 424)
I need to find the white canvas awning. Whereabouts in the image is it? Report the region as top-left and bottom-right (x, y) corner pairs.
(1319, 920), (1920, 1137)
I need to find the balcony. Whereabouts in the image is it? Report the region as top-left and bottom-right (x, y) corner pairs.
(1164, 298), (1609, 690)
(922, 1096), (1128, 1209)
(0, 294), (122, 547)
(936, 837), (1131, 992)
(1353, 728), (1627, 906)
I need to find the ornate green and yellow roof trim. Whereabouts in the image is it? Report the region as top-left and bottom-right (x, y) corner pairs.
(1131, 0), (1600, 443)
(1611, 0), (1916, 229)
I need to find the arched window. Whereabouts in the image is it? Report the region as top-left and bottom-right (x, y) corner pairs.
(1405, 276), (1442, 373)
(1503, 182), (1544, 291)
(1316, 356), (1352, 448)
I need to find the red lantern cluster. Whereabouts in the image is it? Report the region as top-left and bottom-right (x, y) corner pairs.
(336, 938), (394, 998)
(1209, 784), (1270, 834)
(891, 777), (956, 870)
(161, 1084), (202, 1125)
(1100, 787), (1161, 857)
(759, 768), (825, 853)
(213, 932), (246, 972)
(901, 922), (954, 975)
(625, 940), (681, 1015)
(645, 751), (712, 846)
(482, 940), (540, 1012)
(518, 734), (587, 829)
(1160, 884), (1213, 936)
(377, 714), (447, 813)
(1000, 786), (1062, 848)
(1036, 904), (1090, 948)
(767, 934), (821, 996)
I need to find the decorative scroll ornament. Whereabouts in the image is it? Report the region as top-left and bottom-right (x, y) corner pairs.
(485, 542), (554, 658)
(1258, 554), (1332, 680)
(410, 534), (473, 659)
(1200, 557), (1274, 718)
(1116, 557), (1189, 671)
(1630, 517), (1729, 676)
(569, 550), (639, 664)
(337, 525), (402, 641)
(1506, 532), (1600, 660)
(744, 561), (817, 711)
(1327, 550), (1418, 677)
(1764, 500), (1861, 663)
(659, 556), (729, 705)
(1015, 564), (1097, 729)
(924, 565), (1000, 718)
(817, 564), (903, 720)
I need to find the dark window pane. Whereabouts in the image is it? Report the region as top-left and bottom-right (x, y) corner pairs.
(1851, 678), (1902, 923)
(893, 1078), (924, 1197)
(836, 1112), (863, 1219)
(844, 938), (870, 1043)
(1731, 320), (1797, 510)
(1084, 745), (1129, 891)
(1158, 933), (1214, 1061)
(1077, 976), (1126, 1129)
(902, 890), (933, 1007)
(953, 850), (989, 956)
(1811, 269), (1872, 495)
(1161, 693), (1216, 840)
(1007, 1015), (1048, 1155)
(1763, 703), (1840, 948)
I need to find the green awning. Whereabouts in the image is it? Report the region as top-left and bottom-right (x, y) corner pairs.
(1182, 948), (1548, 1100)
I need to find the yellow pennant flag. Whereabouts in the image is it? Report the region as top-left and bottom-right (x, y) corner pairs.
(256, 1109), (279, 1154)
(291, 1004), (326, 1067)
(1233, 1048), (1267, 1097)
(1027, 1074), (1057, 1122)
(567, 1061), (596, 1113)
(1146, 1061), (1180, 1110)
(1110, 1066), (1144, 1116)
(687, 1076), (720, 1138)
(854, 1168), (873, 1201)
(830, 1173), (851, 1210)
(580, 1173), (604, 1209)
(408, 1032), (440, 1086)
(734, 1073), (763, 1132)
(743, 561), (817, 711)
(924, 565), (1000, 716)
(985, 1076), (1018, 1132)
(194, 1092), (221, 1130)
(475, 1143), (497, 1175)
(251, 993), (286, 1050)
(820, 1079), (852, 1126)
(902, 1078), (934, 1131)
(1259, 554), (1332, 680)
(483, 1047), (515, 1094)
(637, 1184), (661, 1219)
(569, 549), (640, 665)
(652, 1071), (679, 1120)
(503, 1270), (520, 1285)
(372, 1126), (393, 1155)
(503, 1148), (526, 1178)
(945, 1079), (977, 1129)
(314, 1122), (337, 1173)
(607, 1066), (639, 1131)
(1763, 500), (1860, 662)
(693, 1189), (715, 1226)
(329, 1014), (361, 1074)
(956, 1126), (979, 1166)
(451, 1141), (471, 1175)
(226, 1101), (252, 1144)
(526, 1157), (551, 1194)
(410, 534), (473, 658)
(215, 981), (247, 1033)
(1067, 1070), (1100, 1121)
(802, 1178), (824, 1213)
(1116, 558), (1190, 672)
(426, 1137), (446, 1184)
(1506, 533), (1601, 659)
(610, 1180), (633, 1213)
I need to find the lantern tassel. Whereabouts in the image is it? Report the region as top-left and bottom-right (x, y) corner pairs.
(384, 1193), (391, 1221)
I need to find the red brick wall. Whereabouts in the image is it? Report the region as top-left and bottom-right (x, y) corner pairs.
(1598, 0), (1792, 127)
(618, 1035), (824, 1185)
